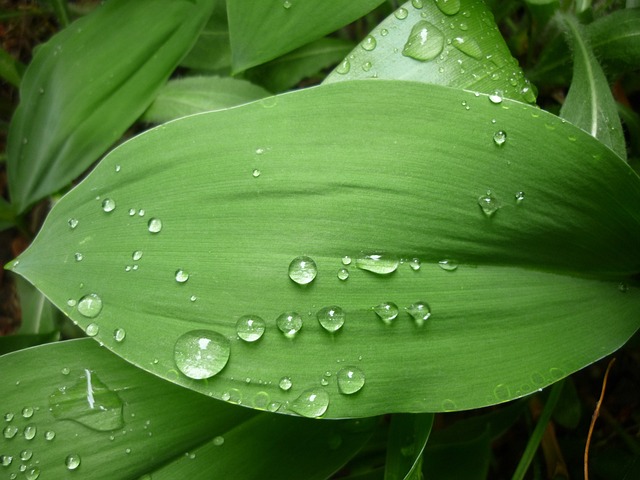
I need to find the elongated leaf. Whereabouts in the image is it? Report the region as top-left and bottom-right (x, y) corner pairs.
(0, 339), (373, 479)
(180, 1), (231, 72)
(227, 0), (385, 73)
(324, 0), (537, 103)
(384, 413), (433, 480)
(141, 76), (270, 124)
(559, 14), (626, 159)
(9, 81), (640, 419)
(7, 0), (216, 214)
(0, 46), (24, 87)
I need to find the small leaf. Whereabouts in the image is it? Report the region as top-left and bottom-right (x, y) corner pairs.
(559, 13), (626, 159)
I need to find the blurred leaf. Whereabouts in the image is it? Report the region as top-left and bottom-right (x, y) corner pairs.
(0, 332), (59, 355)
(423, 426), (492, 480)
(0, 46), (24, 87)
(180, 1), (231, 72)
(14, 274), (60, 335)
(384, 413), (433, 480)
(559, 13), (626, 159)
(141, 76), (271, 123)
(44, 0), (70, 27)
(10, 81), (640, 419)
(0, 197), (16, 231)
(324, 0), (537, 103)
(0, 339), (373, 479)
(7, 0), (217, 214)
(245, 37), (355, 93)
(227, 0), (385, 73)
(619, 102), (640, 159)
(553, 377), (581, 429)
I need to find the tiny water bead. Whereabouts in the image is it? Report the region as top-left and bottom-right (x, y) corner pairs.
(438, 259), (458, 271)
(317, 306), (345, 333)
(355, 252), (399, 274)
(403, 20), (444, 62)
(65, 454), (81, 470)
(336, 58), (350, 75)
(288, 256), (317, 285)
(408, 258), (421, 271)
(86, 323), (99, 336)
(236, 315), (266, 342)
(68, 218), (79, 229)
(478, 191), (501, 217)
(435, 0), (461, 15)
(515, 191), (525, 203)
(337, 268), (349, 281)
(341, 255), (351, 265)
(493, 130), (507, 146)
(290, 389), (329, 418)
(252, 168), (261, 178)
(148, 218), (162, 233)
(213, 436), (225, 446)
(361, 35), (377, 51)
(279, 377), (293, 391)
(175, 269), (189, 283)
(77, 293), (103, 318)
(74, 252), (84, 262)
(113, 328), (126, 343)
(337, 366), (366, 395)
(276, 312), (303, 338)
(132, 250), (143, 261)
(373, 302), (399, 324)
(101, 198), (116, 213)
(406, 302), (431, 326)
(174, 330), (230, 380)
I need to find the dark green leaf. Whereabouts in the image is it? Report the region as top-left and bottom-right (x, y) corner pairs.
(384, 413), (433, 480)
(423, 426), (492, 480)
(0, 46), (24, 87)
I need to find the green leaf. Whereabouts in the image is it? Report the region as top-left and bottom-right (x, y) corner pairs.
(324, 0), (537, 104)
(227, 0), (385, 73)
(0, 196), (17, 231)
(7, 0), (217, 214)
(559, 13), (627, 159)
(245, 37), (355, 93)
(384, 413), (433, 480)
(14, 274), (60, 335)
(0, 339), (373, 479)
(180, 1), (232, 72)
(0, 46), (24, 87)
(9, 81), (640, 419)
(141, 76), (271, 124)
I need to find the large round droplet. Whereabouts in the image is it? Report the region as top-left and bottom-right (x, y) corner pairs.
(65, 454), (81, 470)
(290, 389), (329, 418)
(337, 366), (366, 395)
(174, 330), (230, 380)
(276, 312), (303, 338)
(402, 21), (444, 62)
(361, 35), (377, 51)
(478, 191), (501, 217)
(337, 268), (349, 281)
(148, 218), (162, 233)
(435, 0), (461, 15)
(288, 256), (317, 285)
(77, 294), (103, 318)
(101, 198), (116, 213)
(406, 302), (431, 326)
(373, 302), (399, 324)
(317, 306), (345, 333)
(236, 315), (266, 342)
(355, 252), (399, 274)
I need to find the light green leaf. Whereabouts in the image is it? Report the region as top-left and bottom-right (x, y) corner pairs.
(7, 0), (217, 214)
(141, 76), (271, 124)
(559, 13), (627, 159)
(245, 37), (355, 93)
(227, 0), (385, 73)
(0, 339), (373, 479)
(384, 413), (433, 480)
(180, 1), (231, 72)
(9, 81), (640, 419)
(324, 0), (537, 104)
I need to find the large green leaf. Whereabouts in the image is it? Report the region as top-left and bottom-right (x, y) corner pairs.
(227, 0), (385, 73)
(324, 0), (536, 103)
(7, 0), (216, 214)
(9, 81), (640, 419)
(0, 339), (372, 479)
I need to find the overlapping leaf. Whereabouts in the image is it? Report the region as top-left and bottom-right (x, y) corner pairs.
(10, 81), (640, 418)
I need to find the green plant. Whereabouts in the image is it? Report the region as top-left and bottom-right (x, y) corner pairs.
(1, 0), (639, 478)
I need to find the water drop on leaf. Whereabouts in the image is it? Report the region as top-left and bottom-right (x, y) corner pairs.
(175, 270), (189, 283)
(434, 0), (460, 15)
(356, 252), (399, 274)
(337, 366), (365, 395)
(101, 198), (116, 213)
(236, 315), (266, 342)
(276, 312), (303, 338)
(279, 377), (293, 391)
(113, 328), (126, 343)
(478, 191), (501, 216)
(86, 323), (99, 336)
(493, 130), (507, 146)
(402, 21), (444, 62)
(337, 268), (349, 281)
(288, 256), (317, 285)
(290, 389), (329, 418)
(77, 294), (102, 318)
(406, 302), (431, 326)
(361, 35), (377, 51)
(336, 59), (350, 74)
(65, 454), (81, 470)
(438, 259), (458, 271)
(147, 218), (162, 233)
(317, 306), (345, 333)
(394, 7), (408, 19)
(373, 302), (399, 324)
(173, 330), (230, 380)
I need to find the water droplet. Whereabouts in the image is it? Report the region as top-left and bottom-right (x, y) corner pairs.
(65, 454), (81, 470)
(438, 259), (458, 271)
(1, 454), (12, 466)
(213, 436), (225, 446)
(3, 425), (18, 439)
(380, 28), (389, 36)
(115, 164), (121, 172)
(494, 383), (510, 400)
(356, 252), (399, 274)
(279, 376), (293, 391)
(290, 389), (329, 418)
(434, 0), (460, 15)
(361, 35), (377, 51)
(394, 7), (408, 19)
(288, 256), (317, 285)
(132, 250), (143, 261)
(222, 388), (242, 404)
(337, 366), (365, 394)
(125, 448), (131, 454)
(317, 306), (345, 333)
(373, 302), (399, 324)
(276, 312), (303, 338)
(489, 91), (503, 104)
(22, 407), (34, 418)
(402, 21), (444, 62)
(478, 191), (501, 216)
(174, 330), (230, 380)
(78, 293), (102, 318)
(336, 59), (350, 75)
(148, 218), (162, 233)
(4, 412), (14, 421)
(68, 218), (79, 229)
(452, 37), (482, 59)
(409, 258), (421, 271)
(114, 328), (126, 343)
(45, 430), (56, 441)
(86, 323), (100, 337)
(283, 0), (292, 9)
(361, 61), (372, 72)
(411, 0), (424, 8)
(442, 399), (457, 411)
(515, 191), (525, 203)
(252, 168), (261, 177)
(23, 424), (36, 440)
(406, 302), (431, 326)
(102, 198), (116, 213)
(337, 268), (349, 281)
(618, 283), (629, 293)
(190, 295), (197, 302)
(175, 269), (189, 283)
(341, 255), (352, 265)
(236, 315), (266, 342)
(25, 468), (40, 480)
